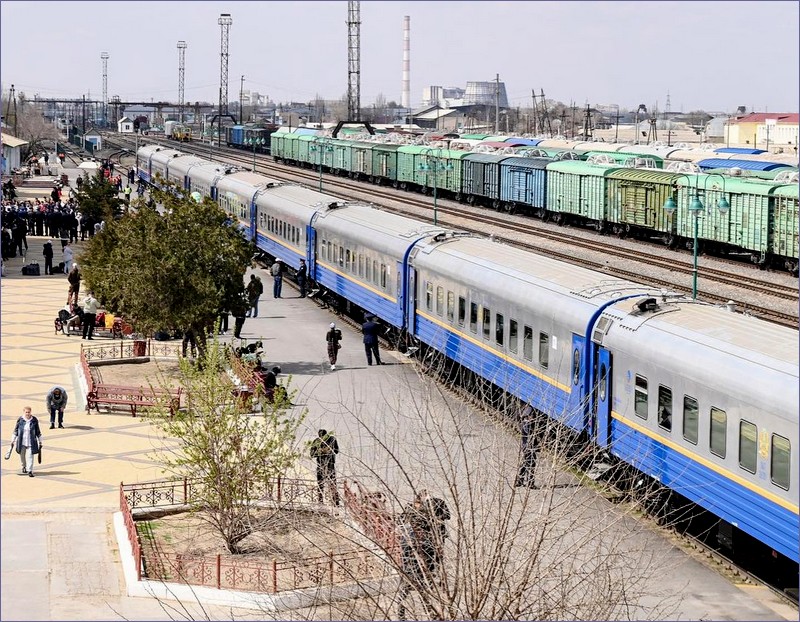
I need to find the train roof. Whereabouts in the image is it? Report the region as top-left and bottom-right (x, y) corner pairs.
(546, 160), (621, 175)
(698, 158), (792, 172)
(316, 204), (446, 256)
(168, 155), (211, 176)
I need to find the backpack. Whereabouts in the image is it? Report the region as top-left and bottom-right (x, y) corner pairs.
(271, 263), (281, 277)
(57, 309), (71, 323)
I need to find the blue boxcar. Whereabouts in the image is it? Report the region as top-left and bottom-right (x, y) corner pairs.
(499, 157), (551, 213)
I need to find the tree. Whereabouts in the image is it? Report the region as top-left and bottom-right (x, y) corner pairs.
(151, 336), (306, 554)
(75, 171), (123, 224)
(79, 183), (253, 341)
(0, 90), (59, 161)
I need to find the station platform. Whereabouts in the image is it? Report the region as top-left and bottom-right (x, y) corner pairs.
(1, 223), (794, 619)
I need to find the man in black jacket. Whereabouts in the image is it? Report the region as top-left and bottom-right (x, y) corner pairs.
(361, 315), (382, 365)
(42, 239), (54, 275)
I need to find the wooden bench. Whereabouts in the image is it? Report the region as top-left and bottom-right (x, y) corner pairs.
(55, 316), (129, 339)
(87, 384), (182, 417)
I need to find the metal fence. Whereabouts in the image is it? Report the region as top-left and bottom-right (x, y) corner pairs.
(120, 477), (391, 593)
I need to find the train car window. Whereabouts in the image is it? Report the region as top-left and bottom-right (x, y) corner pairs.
(496, 314), (504, 346)
(572, 349), (580, 385)
(738, 420), (757, 474)
(458, 297), (466, 326)
(509, 320), (518, 353)
(523, 326), (533, 361)
(482, 308), (491, 340)
(386, 265), (392, 292)
(683, 396), (699, 444)
(280, 221), (285, 238)
(380, 264), (387, 289)
(345, 249), (351, 272)
(436, 286), (444, 316)
(426, 282), (433, 311)
(373, 261), (378, 284)
(358, 254), (363, 277)
(634, 375), (648, 420)
(327, 242), (332, 262)
(771, 434), (790, 490)
(538, 333), (549, 369)
(396, 272), (401, 295)
(710, 407), (727, 458)
(320, 240), (326, 261)
(658, 386), (673, 431)
(339, 247), (345, 267)
(447, 292), (455, 323)
(470, 303), (478, 334)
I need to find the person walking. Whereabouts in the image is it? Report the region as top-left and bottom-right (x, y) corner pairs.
(297, 259), (308, 298)
(326, 322), (343, 371)
(361, 314), (383, 366)
(128, 169), (135, 185)
(246, 273), (264, 317)
(309, 429), (340, 506)
(271, 259), (283, 298)
(81, 291), (99, 340)
(45, 386), (68, 429)
(42, 239), (54, 275)
(181, 326), (197, 358)
(66, 263), (81, 305)
(8, 406), (43, 477)
(397, 492), (438, 620)
(514, 404), (539, 489)
(123, 184), (132, 203)
(62, 241), (74, 274)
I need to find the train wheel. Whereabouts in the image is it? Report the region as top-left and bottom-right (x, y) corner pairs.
(786, 260), (798, 276)
(492, 199), (502, 211)
(595, 221), (606, 234)
(467, 195), (475, 205)
(665, 234), (678, 249)
(454, 192), (463, 203)
(392, 181), (399, 189)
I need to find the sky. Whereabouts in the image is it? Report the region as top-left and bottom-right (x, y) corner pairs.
(1, 1), (798, 113)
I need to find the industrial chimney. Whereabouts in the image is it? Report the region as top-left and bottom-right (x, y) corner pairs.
(401, 16), (410, 109)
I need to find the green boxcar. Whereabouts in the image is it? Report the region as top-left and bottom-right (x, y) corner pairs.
(329, 138), (353, 173)
(546, 161), (619, 222)
(771, 184), (799, 268)
(350, 141), (374, 178)
(297, 135), (316, 166)
(271, 130), (291, 160)
(675, 176), (777, 259)
(372, 144), (402, 182)
(397, 146), (468, 194)
(606, 169), (684, 235)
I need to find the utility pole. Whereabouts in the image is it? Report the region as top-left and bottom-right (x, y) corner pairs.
(239, 75), (245, 124)
(540, 89), (552, 136)
(81, 94), (86, 135)
(6, 84), (17, 136)
(101, 52), (109, 127)
(177, 41), (187, 124)
(531, 89), (537, 135)
(583, 103), (593, 141)
(494, 73), (500, 134)
(347, 0), (361, 120)
(217, 12), (233, 145)
(570, 102), (576, 139)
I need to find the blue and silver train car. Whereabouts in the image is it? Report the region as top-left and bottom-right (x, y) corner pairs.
(148, 148), (184, 189)
(313, 205), (444, 328)
(136, 145), (175, 184)
(216, 172), (281, 239)
(166, 155), (210, 191)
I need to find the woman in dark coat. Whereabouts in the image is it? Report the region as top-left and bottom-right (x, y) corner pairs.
(9, 406), (42, 477)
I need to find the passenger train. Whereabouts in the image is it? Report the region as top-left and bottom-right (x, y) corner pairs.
(136, 144), (799, 575)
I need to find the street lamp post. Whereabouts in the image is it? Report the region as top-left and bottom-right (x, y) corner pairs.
(246, 136), (265, 172)
(310, 137), (334, 192)
(418, 147), (453, 226)
(662, 173), (730, 299)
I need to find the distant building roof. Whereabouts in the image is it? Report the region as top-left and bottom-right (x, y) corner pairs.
(1, 134), (28, 148)
(732, 113), (799, 124)
(415, 108), (460, 121)
(118, 116), (133, 123)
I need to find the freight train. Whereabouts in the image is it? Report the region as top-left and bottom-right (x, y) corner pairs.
(136, 143), (799, 577)
(269, 132), (799, 272)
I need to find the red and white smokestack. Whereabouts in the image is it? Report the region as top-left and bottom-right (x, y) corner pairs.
(402, 15), (410, 109)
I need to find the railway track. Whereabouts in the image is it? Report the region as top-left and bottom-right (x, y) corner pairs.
(105, 134), (799, 327)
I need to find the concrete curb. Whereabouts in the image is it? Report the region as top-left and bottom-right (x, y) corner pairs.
(111, 512), (398, 612)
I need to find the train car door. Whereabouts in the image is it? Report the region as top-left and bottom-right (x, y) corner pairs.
(248, 198), (257, 241)
(593, 347), (612, 448)
(307, 219), (318, 282)
(569, 334), (587, 432)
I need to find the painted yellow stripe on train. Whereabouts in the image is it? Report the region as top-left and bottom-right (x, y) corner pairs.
(315, 260), (397, 303)
(416, 309), (571, 393)
(612, 411), (798, 515)
(254, 228), (304, 260)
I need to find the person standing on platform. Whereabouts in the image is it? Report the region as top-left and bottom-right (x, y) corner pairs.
(232, 293), (248, 339)
(271, 259), (283, 298)
(246, 273), (264, 317)
(62, 241), (74, 274)
(310, 429), (340, 505)
(8, 406), (42, 477)
(66, 263), (81, 305)
(514, 403), (539, 489)
(297, 259), (308, 298)
(45, 386), (68, 429)
(81, 291), (99, 340)
(42, 239), (54, 275)
(326, 322), (342, 370)
(362, 314), (382, 366)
